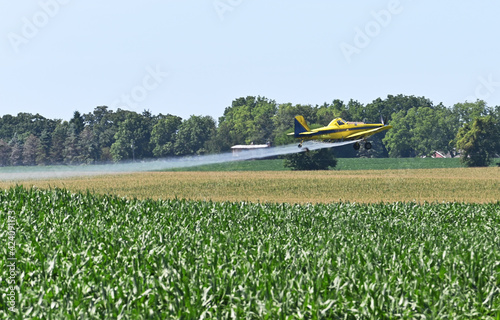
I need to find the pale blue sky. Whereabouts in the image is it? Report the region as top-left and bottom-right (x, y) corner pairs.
(1, 0), (500, 122)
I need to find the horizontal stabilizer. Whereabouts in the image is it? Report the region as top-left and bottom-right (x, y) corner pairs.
(287, 131), (314, 136)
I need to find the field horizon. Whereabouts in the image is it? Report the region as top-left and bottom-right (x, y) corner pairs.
(1, 167), (499, 204)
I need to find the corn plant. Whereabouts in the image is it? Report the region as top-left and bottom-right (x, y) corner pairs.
(0, 186), (499, 319)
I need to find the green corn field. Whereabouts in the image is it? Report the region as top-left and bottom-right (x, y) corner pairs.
(1, 186), (499, 319)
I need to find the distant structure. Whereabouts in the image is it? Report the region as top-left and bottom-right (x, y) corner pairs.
(431, 151), (455, 158)
(231, 142), (271, 157)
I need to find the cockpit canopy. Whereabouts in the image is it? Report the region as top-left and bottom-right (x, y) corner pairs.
(328, 118), (346, 127)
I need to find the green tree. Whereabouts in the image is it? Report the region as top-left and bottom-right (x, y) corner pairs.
(272, 102), (316, 146)
(365, 95), (433, 123)
(247, 98), (277, 144)
(363, 95), (434, 157)
(316, 100), (348, 125)
(50, 122), (69, 164)
(283, 148), (337, 170)
(36, 130), (52, 165)
(383, 106), (459, 158)
(216, 96), (277, 150)
(412, 105), (458, 156)
(150, 115), (182, 157)
(452, 100), (490, 125)
(0, 114), (16, 141)
(79, 126), (98, 164)
(493, 105), (500, 122)
(111, 112), (152, 161)
(456, 116), (500, 167)
(69, 111), (85, 135)
(382, 109), (413, 157)
(9, 135), (23, 166)
(64, 125), (81, 164)
(84, 106), (116, 161)
(0, 113), (57, 142)
(0, 139), (12, 166)
(344, 99), (366, 122)
(22, 134), (39, 166)
(174, 115), (216, 156)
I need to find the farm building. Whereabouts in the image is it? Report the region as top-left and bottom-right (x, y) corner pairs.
(231, 142), (271, 157)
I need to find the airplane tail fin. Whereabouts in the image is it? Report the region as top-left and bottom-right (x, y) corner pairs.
(294, 116), (311, 137)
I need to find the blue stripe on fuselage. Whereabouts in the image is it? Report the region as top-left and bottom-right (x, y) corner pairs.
(304, 126), (381, 137)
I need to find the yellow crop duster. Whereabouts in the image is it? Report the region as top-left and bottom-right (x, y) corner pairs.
(289, 116), (392, 150)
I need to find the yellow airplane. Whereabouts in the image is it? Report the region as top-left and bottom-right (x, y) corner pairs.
(289, 116), (392, 150)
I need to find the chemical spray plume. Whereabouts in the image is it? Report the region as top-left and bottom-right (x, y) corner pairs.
(0, 140), (359, 181)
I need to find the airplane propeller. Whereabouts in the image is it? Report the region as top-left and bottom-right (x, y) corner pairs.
(380, 115), (388, 126)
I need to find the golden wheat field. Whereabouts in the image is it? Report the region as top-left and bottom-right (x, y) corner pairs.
(1, 167), (499, 203)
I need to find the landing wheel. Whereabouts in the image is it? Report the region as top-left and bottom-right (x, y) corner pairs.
(298, 143), (302, 148)
(365, 142), (372, 150)
(353, 142), (360, 150)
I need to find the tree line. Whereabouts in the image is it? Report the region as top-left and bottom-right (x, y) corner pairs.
(0, 95), (499, 167)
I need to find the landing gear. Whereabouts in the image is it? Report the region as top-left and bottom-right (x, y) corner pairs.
(298, 143), (302, 148)
(353, 141), (372, 150)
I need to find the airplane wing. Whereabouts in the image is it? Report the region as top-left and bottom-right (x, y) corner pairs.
(346, 125), (392, 139)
